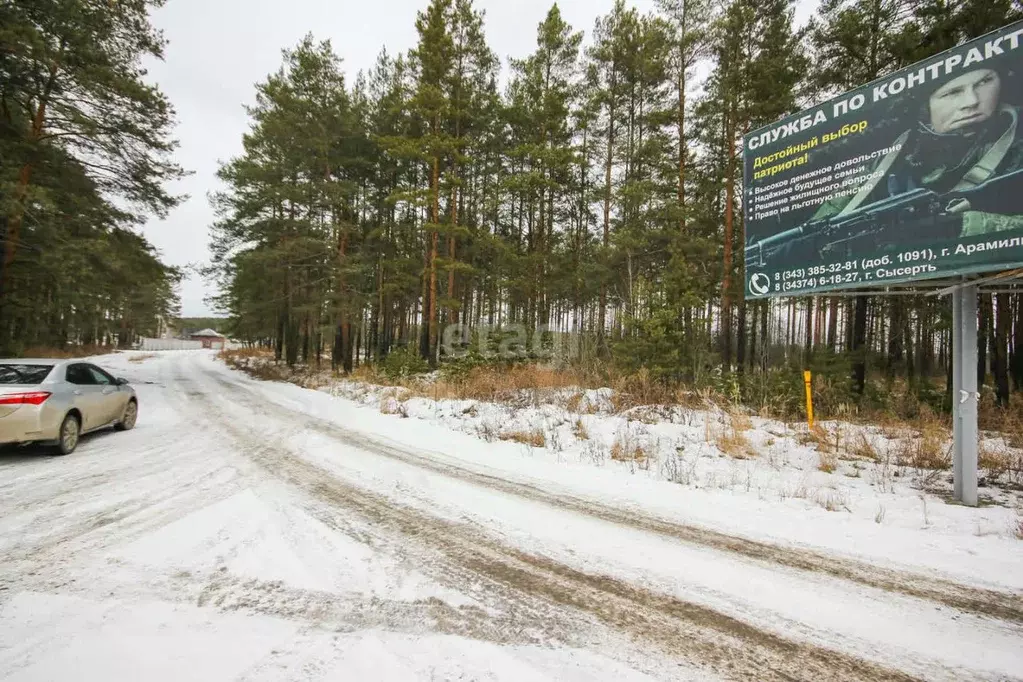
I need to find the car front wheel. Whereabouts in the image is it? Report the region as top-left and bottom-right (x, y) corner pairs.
(56, 414), (80, 455)
(116, 400), (137, 431)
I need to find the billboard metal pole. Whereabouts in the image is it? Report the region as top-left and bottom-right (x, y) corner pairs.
(952, 288), (963, 500)
(952, 284), (979, 507)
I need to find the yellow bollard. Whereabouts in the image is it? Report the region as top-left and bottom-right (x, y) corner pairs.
(803, 370), (814, 430)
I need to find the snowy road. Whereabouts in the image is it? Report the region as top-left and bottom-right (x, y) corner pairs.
(1, 352), (1021, 681)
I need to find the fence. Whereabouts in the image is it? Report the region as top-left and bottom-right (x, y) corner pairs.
(139, 338), (207, 351)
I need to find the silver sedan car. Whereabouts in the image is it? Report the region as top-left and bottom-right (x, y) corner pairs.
(0, 359), (138, 455)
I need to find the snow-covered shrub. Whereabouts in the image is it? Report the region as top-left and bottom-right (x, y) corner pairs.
(661, 449), (697, 486)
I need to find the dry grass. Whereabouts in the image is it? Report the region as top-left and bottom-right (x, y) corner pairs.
(220, 347), (271, 361)
(705, 408), (756, 459)
(246, 362), (294, 382)
(609, 367), (678, 412)
(610, 432), (647, 463)
(20, 344), (115, 359)
(499, 428), (547, 448)
(812, 488), (850, 512)
(324, 358), (707, 420)
(894, 418), (949, 471)
(979, 391), (1023, 434)
(851, 433), (880, 461)
(217, 350), (1023, 493)
(661, 451), (697, 485)
(777, 478), (850, 512)
(980, 443), (1010, 477)
(797, 424), (851, 459)
(876, 411), (914, 441)
(349, 362), (390, 385)
(350, 362), (590, 407)
(980, 443), (1023, 487)
(219, 348), (330, 388)
(715, 426), (754, 459)
(573, 418), (590, 441)
(797, 425), (833, 451)
(451, 365), (585, 402)
(727, 406), (753, 432)
(817, 450), (838, 474)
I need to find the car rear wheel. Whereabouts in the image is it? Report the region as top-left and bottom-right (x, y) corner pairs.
(115, 400), (137, 431)
(56, 414), (80, 455)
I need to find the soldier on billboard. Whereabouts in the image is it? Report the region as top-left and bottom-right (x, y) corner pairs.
(746, 61), (1023, 267)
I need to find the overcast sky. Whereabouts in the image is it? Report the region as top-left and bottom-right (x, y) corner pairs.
(142, 0), (818, 317)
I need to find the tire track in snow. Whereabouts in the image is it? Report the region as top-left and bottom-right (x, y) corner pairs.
(165, 363), (588, 654)
(208, 362), (1023, 627)
(192, 570), (540, 643)
(188, 360), (922, 682)
(0, 360), (568, 657)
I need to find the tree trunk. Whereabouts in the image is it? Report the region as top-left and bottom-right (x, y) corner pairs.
(748, 302), (758, 371)
(285, 316), (299, 367)
(426, 135), (443, 365)
(1012, 294), (1023, 390)
(0, 58), (59, 338)
(677, 68), (686, 233)
(804, 296), (814, 362)
(995, 293), (1011, 406)
(759, 301), (770, 370)
(827, 297), (838, 350)
(736, 295), (747, 375)
(888, 299), (904, 372)
(979, 293), (991, 389)
(600, 81), (616, 353)
(852, 296), (868, 395)
(448, 142), (460, 327)
(722, 113), (736, 370)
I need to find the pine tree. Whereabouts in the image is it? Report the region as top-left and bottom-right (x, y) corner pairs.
(656, 0), (713, 234)
(210, 37), (361, 366)
(410, 0), (456, 364)
(587, 1), (635, 351)
(0, 0), (182, 351)
(205, 0), (1023, 417)
(507, 4), (582, 333)
(442, 0), (497, 331)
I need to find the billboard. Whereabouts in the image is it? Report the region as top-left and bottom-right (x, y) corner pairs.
(744, 21), (1023, 299)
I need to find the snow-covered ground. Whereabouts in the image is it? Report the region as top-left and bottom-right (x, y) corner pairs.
(320, 372), (1023, 556)
(1, 351), (1021, 681)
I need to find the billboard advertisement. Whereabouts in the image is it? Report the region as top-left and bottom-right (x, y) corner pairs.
(744, 21), (1023, 299)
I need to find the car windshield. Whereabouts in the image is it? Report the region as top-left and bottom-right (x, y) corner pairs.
(0, 364), (54, 385)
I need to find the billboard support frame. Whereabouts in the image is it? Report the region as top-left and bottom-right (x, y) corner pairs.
(932, 268), (1023, 297)
(743, 17), (1023, 505)
(951, 283), (979, 506)
(777, 271), (997, 506)
(819, 277), (984, 506)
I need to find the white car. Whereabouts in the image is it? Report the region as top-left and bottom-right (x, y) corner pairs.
(0, 359), (138, 455)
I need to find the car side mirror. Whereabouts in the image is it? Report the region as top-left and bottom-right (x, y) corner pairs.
(116, 377), (129, 386)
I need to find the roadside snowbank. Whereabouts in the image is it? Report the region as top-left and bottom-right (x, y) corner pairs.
(212, 358), (1023, 590)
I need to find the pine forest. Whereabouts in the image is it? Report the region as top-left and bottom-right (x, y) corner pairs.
(5, 0), (1023, 418)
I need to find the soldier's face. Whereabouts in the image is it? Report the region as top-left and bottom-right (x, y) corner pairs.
(929, 69), (1001, 134)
